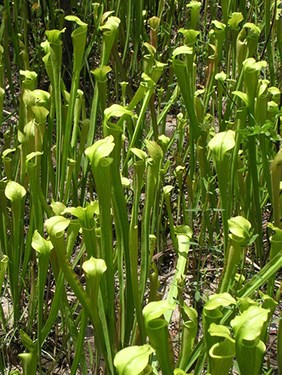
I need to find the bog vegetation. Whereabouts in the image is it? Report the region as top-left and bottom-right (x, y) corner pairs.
(0, 0), (281, 374)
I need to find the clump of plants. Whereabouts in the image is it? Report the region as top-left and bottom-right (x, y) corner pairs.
(0, 0), (281, 374)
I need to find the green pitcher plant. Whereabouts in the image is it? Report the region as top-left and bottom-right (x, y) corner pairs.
(143, 300), (175, 374)
(208, 323), (235, 375)
(219, 216), (254, 293)
(208, 130), (235, 253)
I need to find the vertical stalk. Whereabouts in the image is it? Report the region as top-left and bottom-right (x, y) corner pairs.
(264, 0), (276, 84)
(140, 141), (163, 304)
(129, 148), (147, 344)
(85, 136), (116, 357)
(43, 29), (64, 199)
(60, 16), (87, 200)
(31, 231), (53, 374)
(103, 107), (135, 346)
(4, 181), (26, 323)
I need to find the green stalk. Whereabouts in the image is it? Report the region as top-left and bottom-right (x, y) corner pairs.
(215, 72), (226, 131)
(70, 89), (84, 150)
(40, 270), (65, 345)
(267, 225), (282, 297)
(43, 29), (65, 199)
(70, 311), (87, 375)
(0, 88), (4, 126)
(0, 43), (5, 119)
(85, 136), (116, 355)
(31, 231), (53, 374)
(164, 225), (192, 322)
(208, 130), (236, 253)
(63, 158), (76, 204)
(140, 141), (163, 304)
(129, 148), (147, 344)
(122, 0), (132, 63)
(219, 216), (252, 294)
(79, 14), (120, 196)
(237, 251), (282, 299)
(276, 5), (282, 64)
(3, 0), (21, 77)
(4, 181), (26, 323)
(241, 58), (267, 259)
(172, 47), (200, 141)
(18, 70), (38, 135)
(278, 308), (282, 375)
(82, 256), (114, 373)
(264, 0), (275, 84)
(103, 107), (135, 346)
(228, 12), (244, 79)
(151, 137), (169, 237)
(25, 153), (44, 228)
(204, 21), (226, 113)
(93, 66), (111, 115)
(172, 48), (201, 201)
(123, 75), (155, 171)
(0, 180), (8, 257)
(230, 108), (247, 214)
(163, 186), (178, 250)
(60, 16), (87, 200)
(247, 130), (263, 259)
(271, 148), (282, 228)
(0, 255), (8, 297)
(86, 15), (120, 150)
(41, 94), (55, 198)
(131, 0), (144, 71)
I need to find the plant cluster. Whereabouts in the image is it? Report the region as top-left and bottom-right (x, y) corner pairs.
(0, 0), (281, 374)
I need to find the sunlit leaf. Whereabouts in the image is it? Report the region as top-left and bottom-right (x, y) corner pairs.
(32, 230), (53, 255)
(208, 130), (235, 162)
(204, 293), (236, 311)
(208, 323), (235, 342)
(215, 71), (227, 81)
(114, 345), (154, 375)
(228, 12), (244, 29)
(104, 104), (134, 120)
(5, 181), (26, 202)
(130, 148), (147, 160)
(228, 216), (252, 240)
(63, 202), (99, 221)
(85, 135), (115, 168)
(82, 257), (107, 277)
(143, 300), (175, 325)
(232, 91), (248, 105)
(172, 46), (193, 59)
(45, 216), (70, 239)
(231, 305), (269, 342)
(45, 28), (65, 44)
